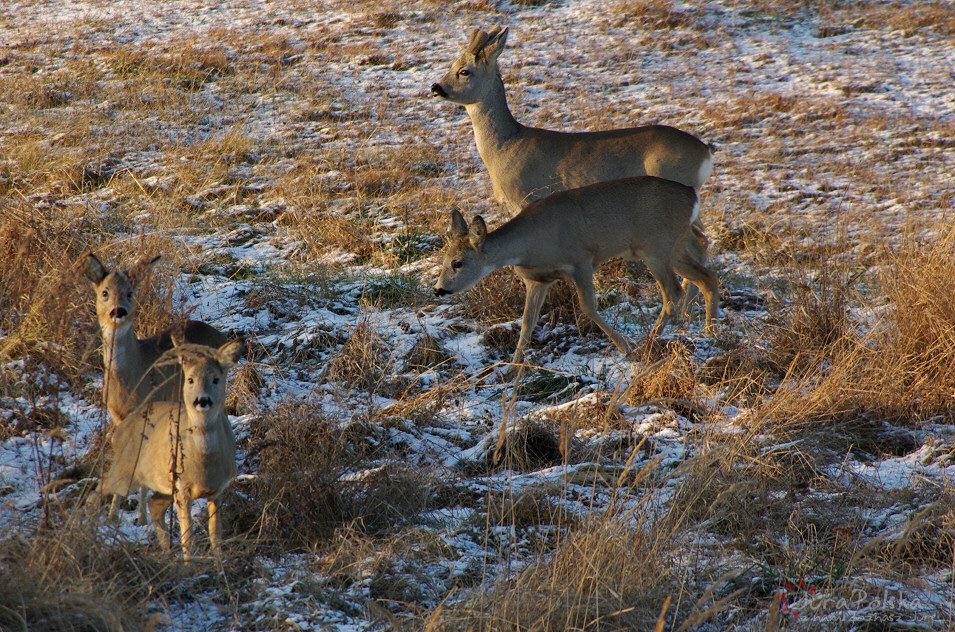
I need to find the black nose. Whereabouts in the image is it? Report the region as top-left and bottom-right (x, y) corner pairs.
(431, 83), (447, 98)
(109, 307), (128, 319)
(194, 396), (213, 409)
(434, 287), (449, 297)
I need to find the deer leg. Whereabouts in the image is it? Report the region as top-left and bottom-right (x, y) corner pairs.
(148, 493), (172, 551)
(642, 258), (684, 340)
(176, 495), (194, 562)
(677, 220), (708, 315)
(571, 267), (633, 357)
(135, 485), (149, 526)
(207, 498), (222, 553)
(673, 249), (720, 334)
(512, 277), (552, 366)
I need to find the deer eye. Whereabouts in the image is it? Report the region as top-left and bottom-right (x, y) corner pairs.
(187, 377), (194, 384)
(212, 377), (220, 385)
(126, 291), (133, 299)
(458, 68), (470, 77)
(452, 260), (463, 270)
(101, 290), (109, 299)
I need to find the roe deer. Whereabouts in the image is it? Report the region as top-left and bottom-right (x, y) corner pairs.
(431, 26), (715, 304)
(433, 177), (719, 367)
(82, 252), (230, 522)
(99, 339), (244, 561)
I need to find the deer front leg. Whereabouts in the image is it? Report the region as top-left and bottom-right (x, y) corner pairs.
(572, 266), (633, 357)
(176, 495), (194, 562)
(207, 498), (223, 553)
(512, 277), (552, 366)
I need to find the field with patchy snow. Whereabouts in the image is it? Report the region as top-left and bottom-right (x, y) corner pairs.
(2, 0), (955, 630)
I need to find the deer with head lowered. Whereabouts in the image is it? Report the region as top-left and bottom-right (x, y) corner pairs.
(82, 252), (230, 523)
(433, 176), (719, 368)
(431, 26), (715, 305)
(98, 338), (244, 561)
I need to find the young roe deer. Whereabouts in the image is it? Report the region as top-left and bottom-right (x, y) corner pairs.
(431, 26), (715, 305)
(82, 253), (230, 522)
(433, 177), (719, 367)
(99, 339), (244, 561)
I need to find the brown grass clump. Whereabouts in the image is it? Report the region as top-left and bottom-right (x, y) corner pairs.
(324, 319), (390, 390)
(431, 511), (671, 632)
(626, 342), (700, 405)
(0, 205), (101, 387)
(0, 523), (163, 632)
(245, 403), (348, 548)
(761, 233), (955, 427)
(486, 419), (562, 472)
(285, 210), (374, 261)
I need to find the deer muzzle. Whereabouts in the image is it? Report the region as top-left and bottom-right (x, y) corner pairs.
(430, 83), (448, 98)
(193, 396), (213, 411)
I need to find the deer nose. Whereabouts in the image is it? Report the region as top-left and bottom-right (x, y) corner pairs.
(434, 287), (449, 297)
(109, 307), (128, 320)
(193, 396), (213, 410)
(430, 83), (447, 98)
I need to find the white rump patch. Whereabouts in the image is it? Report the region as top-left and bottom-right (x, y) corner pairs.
(697, 152), (714, 187)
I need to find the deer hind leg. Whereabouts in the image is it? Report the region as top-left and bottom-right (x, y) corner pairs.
(571, 267), (633, 357)
(148, 493), (173, 551)
(672, 247), (720, 333)
(678, 219), (708, 315)
(640, 256), (684, 340)
(512, 277), (553, 366)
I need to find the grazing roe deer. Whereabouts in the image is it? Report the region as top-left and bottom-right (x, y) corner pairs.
(433, 177), (719, 366)
(431, 26), (715, 304)
(82, 253), (230, 522)
(99, 339), (244, 561)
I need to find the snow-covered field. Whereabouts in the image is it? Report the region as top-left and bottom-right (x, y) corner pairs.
(2, 0), (954, 630)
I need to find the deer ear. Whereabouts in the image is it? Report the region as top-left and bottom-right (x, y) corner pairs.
(82, 253), (108, 284)
(467, 28), (490, 56)
(449, 209), (468, 239)
(482, 26), (508, 63)
(469, 216), (487, 249)
(170, 322), (186, 349)
(216, 338), (245, 370)
(129, 254), (160, 286)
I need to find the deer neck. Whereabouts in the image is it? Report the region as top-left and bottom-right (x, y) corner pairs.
(180, 411), (224, 456)
(465, 73), (522, 160)
(483, 221), (535, 269)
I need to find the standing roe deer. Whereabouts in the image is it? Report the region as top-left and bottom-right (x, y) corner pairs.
(431, 26), (715, 303)
(99, 339), (244, 561)
(433, 177), (719, 366)
(82, 252), (230, 522)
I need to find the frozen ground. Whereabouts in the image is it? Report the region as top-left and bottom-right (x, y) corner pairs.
(1, 0), (954, 630)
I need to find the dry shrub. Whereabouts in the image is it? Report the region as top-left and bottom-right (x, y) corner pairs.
(626, 342), (699, 404)
(246, 403), (348, 548)
(287, 211), (374, 260)
(403, 333), (451, 372)
(0, 205), (101, 387)
(0, 523), (163, 632)
(485, 485), (572, 529)
(698, 346), (776, 406)
(459, 268), (526, 323)
(324, 319), (389, 390)
(433, 512), (670, 632)
(344, 463), (435, 534)
(762, 234), (955, 426)
(486, 419), (562, 472)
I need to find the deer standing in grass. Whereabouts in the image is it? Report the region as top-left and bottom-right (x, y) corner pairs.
(431, 26), (715, 304)
(433, 176), (719, 367)
(82, 253), (230, 523)
(99, 339), (244, 561)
